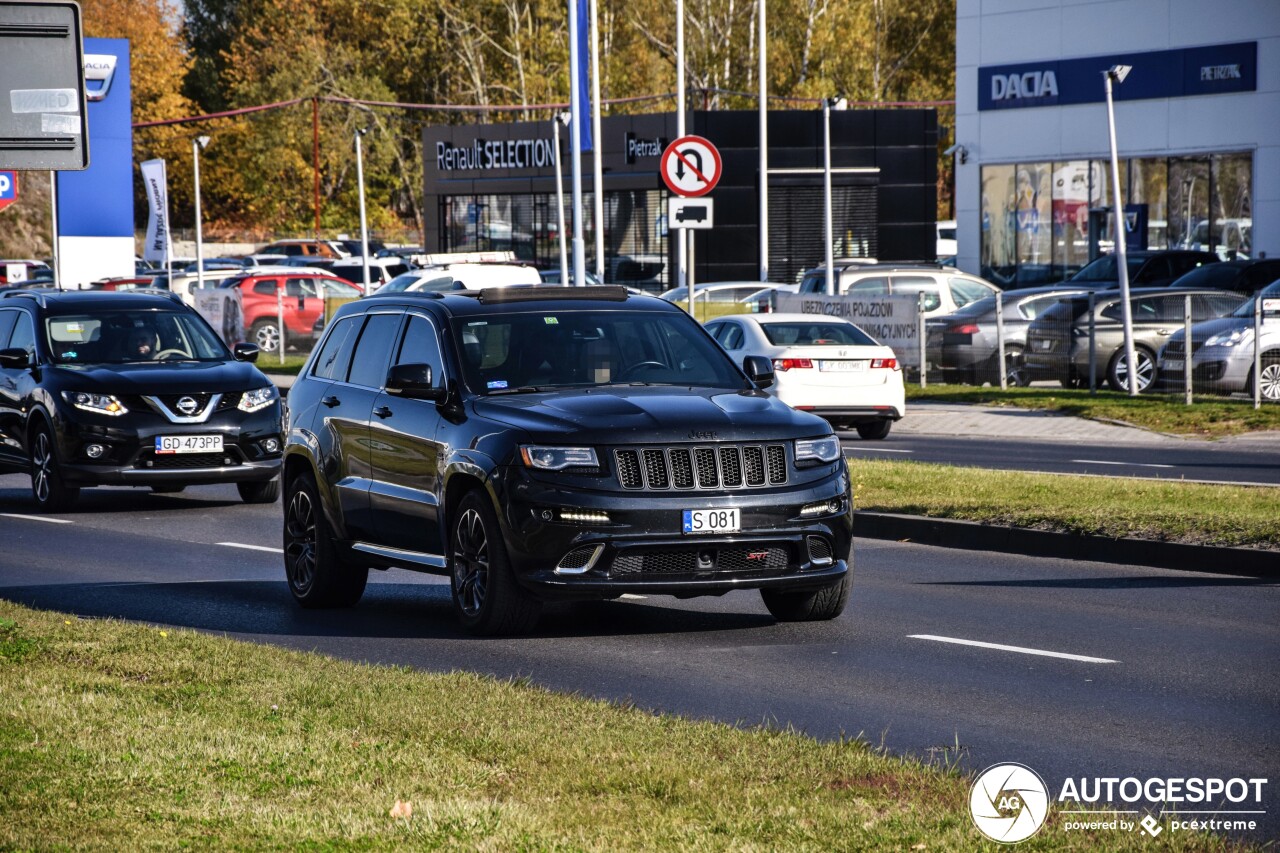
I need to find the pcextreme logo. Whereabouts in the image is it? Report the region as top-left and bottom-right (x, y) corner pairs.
(970, 763), (1050, 843)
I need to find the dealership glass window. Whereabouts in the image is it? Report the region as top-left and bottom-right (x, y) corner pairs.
(440, 189), (668, 289)
(979, 163), (1017, 286)
(982, 152), (1251, 285)
(1211, 153), (1252, 256)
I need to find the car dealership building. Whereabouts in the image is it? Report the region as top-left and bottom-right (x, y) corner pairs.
(422, 109), (937, 289)
(953, 0), (1279, 286)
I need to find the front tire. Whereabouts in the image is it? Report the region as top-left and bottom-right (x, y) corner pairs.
(283, 469), (367, 608)
(761, 573), (851, 622)
(856, 420), (892, 440)
(29, 423), (79, 513)
(1247, 357), (1280, 402)
(238, 478), (280, 504)
(450, 490), (542, 636)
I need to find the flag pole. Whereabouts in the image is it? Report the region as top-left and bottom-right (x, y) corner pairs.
(569, 0), (586, 286)
(590, 0), (604, 282)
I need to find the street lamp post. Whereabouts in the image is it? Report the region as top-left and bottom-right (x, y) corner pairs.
(1104, 64), (1138, 395)
(821, 97), (845, 296)
(553, 113), (570, 288)
(193, 136), (210, 293)
(355, 127), (370, 293)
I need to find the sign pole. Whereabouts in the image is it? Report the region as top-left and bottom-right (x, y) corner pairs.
(589, 0), (604, 281)
(568, 0), (586, 286)
(49, 171), (61, 290)
(676, 0), (686, 294)
(758, 0), (768, 282)
(1104, 64), (1138, 395)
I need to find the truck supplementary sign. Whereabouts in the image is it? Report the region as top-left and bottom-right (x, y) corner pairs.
(661, 135), (721, 197)
(668, 196), (713, 229)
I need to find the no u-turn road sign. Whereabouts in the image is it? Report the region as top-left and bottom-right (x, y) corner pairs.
(661, 135), (722, 198)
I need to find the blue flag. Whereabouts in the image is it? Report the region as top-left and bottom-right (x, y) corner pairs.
(574, 0), (593, 152)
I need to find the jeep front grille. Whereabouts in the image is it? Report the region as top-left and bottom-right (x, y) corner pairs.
(614, 445), (786, 490)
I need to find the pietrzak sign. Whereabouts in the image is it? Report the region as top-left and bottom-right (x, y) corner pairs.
(776, 293), (923, 368)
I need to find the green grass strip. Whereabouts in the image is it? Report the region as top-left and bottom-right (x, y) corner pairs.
(0, 602), (1248, 850)
(851, 458), (1280, 549)
(905, 385), (1280, 438)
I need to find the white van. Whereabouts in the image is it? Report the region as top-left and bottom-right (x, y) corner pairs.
(328, 257), (413, 292)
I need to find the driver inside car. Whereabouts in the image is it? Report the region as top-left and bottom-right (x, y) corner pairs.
(125, 327), (158, 360)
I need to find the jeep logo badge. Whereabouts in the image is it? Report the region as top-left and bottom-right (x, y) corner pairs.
(176, 396), (199, 415)
(689, 429), (718, 441)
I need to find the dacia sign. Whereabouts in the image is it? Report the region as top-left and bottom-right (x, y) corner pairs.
(979, 41), (1255, 111)
(989, 70), (1059, 104)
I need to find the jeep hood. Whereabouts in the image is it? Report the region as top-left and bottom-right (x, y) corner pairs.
(472, 387), (830, 444)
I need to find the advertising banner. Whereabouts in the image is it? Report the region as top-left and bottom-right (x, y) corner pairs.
(140, 158), (171, 265)
(194, 287), (245, 348)
(776, 293), (923, 367)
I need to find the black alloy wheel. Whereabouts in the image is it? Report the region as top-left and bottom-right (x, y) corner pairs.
(283, 470), (367, 607)
(29, 424), (79, 512)
(450, 491), (542, 635)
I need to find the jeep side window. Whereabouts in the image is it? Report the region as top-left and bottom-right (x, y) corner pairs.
(312, 315), (360, 380)
(347, 313), (403, 388)
(395, 314), (445, 386)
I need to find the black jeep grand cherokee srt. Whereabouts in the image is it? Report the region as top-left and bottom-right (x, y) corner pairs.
(0, 290), (283, 511)
(284, 286), (853, 635)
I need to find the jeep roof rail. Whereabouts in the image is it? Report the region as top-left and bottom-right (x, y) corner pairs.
(475, 285), (629, 303)
(363, 289), (444, 300)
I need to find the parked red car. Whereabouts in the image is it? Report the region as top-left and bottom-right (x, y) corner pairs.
(219, 270), (362, 352)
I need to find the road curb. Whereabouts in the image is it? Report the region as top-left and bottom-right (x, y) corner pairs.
(854, 511), (1279, 577)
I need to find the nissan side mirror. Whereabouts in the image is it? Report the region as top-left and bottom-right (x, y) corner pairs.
(743, 354), (774, 389)
(0, 347), (32, 369)
(233, 342), (260, 363)
(386, 362), (447, 402)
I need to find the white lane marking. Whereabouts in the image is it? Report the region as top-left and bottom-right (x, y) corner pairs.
(845, 448), (914, 454)
(1071, 459), (1175, 469)
(0, 513), (72, 524)
(908, 634), (1118, 664)
(217, 542), (280, 554)
(620, 594), (647, 600)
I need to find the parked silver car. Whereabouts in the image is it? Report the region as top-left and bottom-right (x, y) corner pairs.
(1157, 280), (1280, 401)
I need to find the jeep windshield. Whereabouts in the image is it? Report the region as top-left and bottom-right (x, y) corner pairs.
(44, 309), (231, 365)
(454, 309), (749, 394)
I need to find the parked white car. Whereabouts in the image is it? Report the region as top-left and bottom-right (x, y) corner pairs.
(704, 313), (905, 439)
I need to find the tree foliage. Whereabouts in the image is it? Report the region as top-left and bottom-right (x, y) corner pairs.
(84, 0), (955, 240)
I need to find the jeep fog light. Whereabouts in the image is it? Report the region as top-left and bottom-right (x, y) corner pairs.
(799, 498), (843, 518)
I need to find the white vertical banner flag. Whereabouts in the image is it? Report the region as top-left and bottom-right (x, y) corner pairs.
(140, 158), (172, 264)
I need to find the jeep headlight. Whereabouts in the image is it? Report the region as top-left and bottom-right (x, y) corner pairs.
(795, 435), (842, 465)
(62, 391), (128, 416)
(238, 386), (278, 413)
(519, 446), (599, 470)
(1204, 328), (1250, 348)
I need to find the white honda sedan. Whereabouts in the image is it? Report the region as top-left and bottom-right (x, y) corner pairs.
(704, 313), (905, 439)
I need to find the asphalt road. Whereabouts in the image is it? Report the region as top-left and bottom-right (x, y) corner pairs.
(1, 475), (1277, 839)
(841, 433), (1280, 486)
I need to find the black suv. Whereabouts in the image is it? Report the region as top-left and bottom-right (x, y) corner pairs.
(284, 286), (853, 635)
(0, 290), (283, 511)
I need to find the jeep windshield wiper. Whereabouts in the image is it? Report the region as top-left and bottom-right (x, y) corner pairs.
(486, 385), (550, 395)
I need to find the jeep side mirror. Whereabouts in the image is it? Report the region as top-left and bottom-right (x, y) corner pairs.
(0, 347), (31, 369)
(743, 354), (774, 389)
(233, 342), (260, 363)
(386, 362), (447, 402)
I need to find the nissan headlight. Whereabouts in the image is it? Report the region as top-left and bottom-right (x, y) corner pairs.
(519, 446), (599, 470)
(1204, 328), (1250, 348)
(62, 391), (128, 416)
(238, 386), (278, 413)
(795, 435), (842, 465)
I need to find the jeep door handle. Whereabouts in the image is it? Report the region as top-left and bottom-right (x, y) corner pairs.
(373, 406), (393, 419)
(322, 395), (340, 408)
